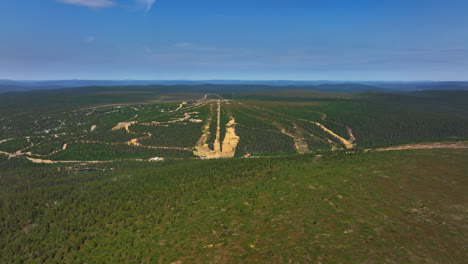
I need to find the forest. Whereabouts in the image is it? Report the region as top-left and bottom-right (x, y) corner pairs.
(1, 148), (467, 263)
(0, 86), (467, 263)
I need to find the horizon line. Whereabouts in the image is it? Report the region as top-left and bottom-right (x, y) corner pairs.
(2, 79), (468, 83)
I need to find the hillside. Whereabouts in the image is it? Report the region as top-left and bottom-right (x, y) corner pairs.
(1, 87), (467, 263)
(1, 149), (467, 263)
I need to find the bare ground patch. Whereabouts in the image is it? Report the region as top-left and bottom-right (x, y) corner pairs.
(301, 120), (354, 149)
(111, 122), (137, 133)
(194, 101), (239, 159)
(375, 142), (468, 152)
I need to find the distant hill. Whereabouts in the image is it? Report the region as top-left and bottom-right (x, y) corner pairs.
(0, 80), (467, 94)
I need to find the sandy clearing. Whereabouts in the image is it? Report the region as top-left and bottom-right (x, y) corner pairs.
(52, 133), (66, 138)
(194, 101), (240, 159)
(91, 125), (97, 132)
(310, 112), (355, 146)
(295, 140), (311, 154)
(193, 103), (215, 158)
(126, 133), (191, 151)
(62, 143), (67, 150)
(128, 138), (139, 146)
(127, 132), (151, 147)
(374, 142), (468, 152)
(281, 127), (311, 154)
(304, 120), (354, 149)
(175, 102), (187, 111)
(347, 126), (356, 144)
(219, 118), (240, 158)
(149, 157), (165, 162)
(111, 122), (136, 133)
(176, 113), (192, 123)
(1, 139), (36, 158)
(213, 99), (221, 152)
(27, 157), (60, 164)
(194, 117), (239, 159)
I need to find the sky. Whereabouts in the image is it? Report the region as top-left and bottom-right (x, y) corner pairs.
(0, 0), (467, 81)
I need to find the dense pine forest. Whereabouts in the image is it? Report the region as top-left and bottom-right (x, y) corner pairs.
(1, 86), (467, 263)
(1, 149), (467, 263)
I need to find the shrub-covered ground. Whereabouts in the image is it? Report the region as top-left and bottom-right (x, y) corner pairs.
(1, 149), (467, 263)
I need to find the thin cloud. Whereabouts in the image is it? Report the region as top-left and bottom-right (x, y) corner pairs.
(175, 43), (219, 52)
(138, 0), (156, 12)
(57, 0), (114, 8)
(84, 36), (95, 43)
(175, 42), (192, 48)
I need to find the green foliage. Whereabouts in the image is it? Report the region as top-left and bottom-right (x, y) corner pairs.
(1, 87), (468, 263)
(207, 107), (217, 150)
(318, 93), (468, 147)
(47, 142), (193, 160)
(132, 123), (202, 148)
(235, 126), (296, 156)
(219, 107), (230, 150)
(0, 138), (31, 153)
(28, 138), (64, 156)
(0, 150), (467, 263)
(83, 128), (140, 143)
(305, 138), (333, 151)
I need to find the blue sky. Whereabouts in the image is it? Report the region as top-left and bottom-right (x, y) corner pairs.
(0, 0), (467, 80)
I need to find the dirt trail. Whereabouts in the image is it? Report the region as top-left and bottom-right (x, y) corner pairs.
(0, 138), (13, 144)
(281, 127), (311, 154)
(27, 157), (59, 164)
(312, 111), (355, 146)
(26, 157), (122, 164)
(308, 121), (354, 149)
(374, 142), (468, 152)
(124, 132), (189, 150)
(313, 111), (327, 121)
(193, 104), (214, 157)
(194, 102), (239, 159)
(203, 94), (224, 100)
(175, 102), (187, 111)
(0, 139), (16, 157)
(126, 132), (152, 147)
(347, 127), (356, 144)
(213, 99), (221, 152)
(22, 141), (467, 164)
(236, 102), (310, 154)
(78, 138), (191, 151)
(141, 112), (200, 126)
(237, 102), (348, 152)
